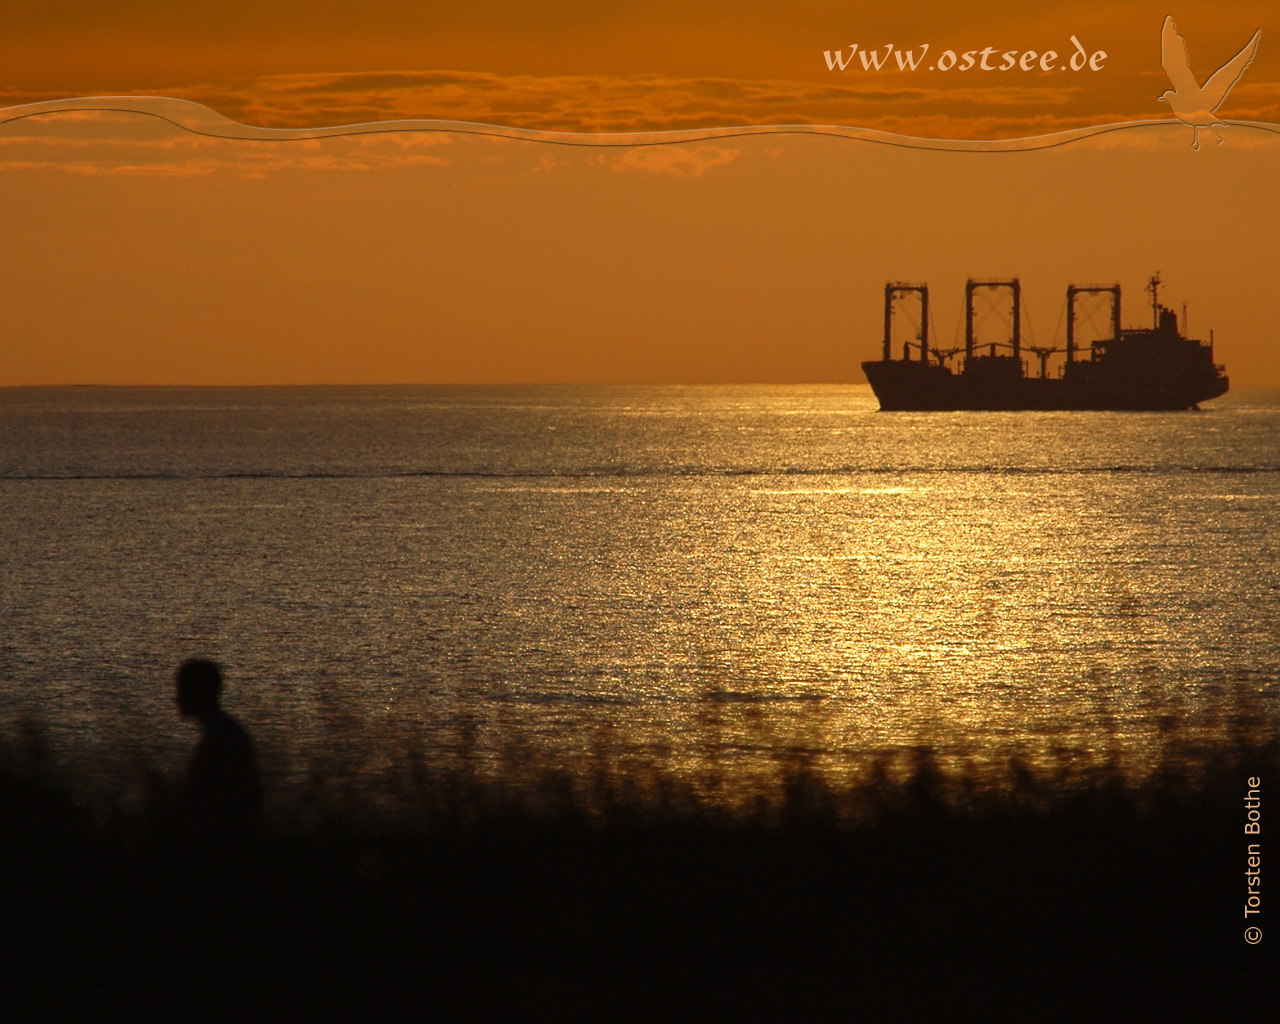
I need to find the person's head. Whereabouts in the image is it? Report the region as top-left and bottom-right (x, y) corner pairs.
(176, 658), (223, 721)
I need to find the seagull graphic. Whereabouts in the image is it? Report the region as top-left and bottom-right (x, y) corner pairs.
(1159, 15), (1260, 149)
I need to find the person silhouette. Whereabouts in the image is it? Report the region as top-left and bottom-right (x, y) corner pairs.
(175, 658), (264, 842)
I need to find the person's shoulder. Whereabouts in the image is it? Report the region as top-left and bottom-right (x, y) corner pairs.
(209, 710), (256, 752)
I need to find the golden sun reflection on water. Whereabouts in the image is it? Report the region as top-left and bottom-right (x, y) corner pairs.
(2, 387), (1277, 820)
(371, 464), (1275, 819)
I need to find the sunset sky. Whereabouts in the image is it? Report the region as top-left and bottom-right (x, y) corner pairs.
(2, 1), (1278, 386)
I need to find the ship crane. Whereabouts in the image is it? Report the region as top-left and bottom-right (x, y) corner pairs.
(964, 278), (1021, 365)
(1024, 345), (1063, 379)
(882, 282), (930, 363)
(929, 345), (964, 368)
(1066, 284), (1120, 364)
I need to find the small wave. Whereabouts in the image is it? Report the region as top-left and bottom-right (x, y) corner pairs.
(2, 464), (1278, 482)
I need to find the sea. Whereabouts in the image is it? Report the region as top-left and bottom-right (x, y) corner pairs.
(2, 384), (1278, 825)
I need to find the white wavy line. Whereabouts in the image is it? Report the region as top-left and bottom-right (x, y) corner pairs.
(2, 95), (1279, 152)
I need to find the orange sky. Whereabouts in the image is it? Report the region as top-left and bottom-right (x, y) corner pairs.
(4, 2), (1279, 134)
(2, 2), (1278, 386)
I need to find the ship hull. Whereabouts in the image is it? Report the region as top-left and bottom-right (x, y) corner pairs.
(862, 359), (1229, 412)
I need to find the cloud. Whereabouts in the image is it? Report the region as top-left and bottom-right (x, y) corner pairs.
(605, 145), (740, 177)
(5, 64), (1276, 178)
(0, 114), (454, 176)
(0, 112), (750, 178)
(0, 68), (1140, 139)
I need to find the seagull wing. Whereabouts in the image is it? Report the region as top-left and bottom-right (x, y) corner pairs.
(1202, 29), (1261, 112)
(1161, 16), (1201, 94)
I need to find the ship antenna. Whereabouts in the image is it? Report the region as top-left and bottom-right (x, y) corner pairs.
(1146, 271), (1162, 329)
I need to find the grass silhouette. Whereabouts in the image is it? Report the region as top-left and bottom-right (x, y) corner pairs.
(2, 716), (1272, 1015)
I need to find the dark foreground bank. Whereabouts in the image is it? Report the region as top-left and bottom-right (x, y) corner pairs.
(2, 740), (1273, 1017)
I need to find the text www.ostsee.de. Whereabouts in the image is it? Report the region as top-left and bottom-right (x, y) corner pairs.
(823, 36), (1107, 73)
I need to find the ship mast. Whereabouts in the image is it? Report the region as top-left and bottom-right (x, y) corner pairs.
(1146, 272), (1162, 329)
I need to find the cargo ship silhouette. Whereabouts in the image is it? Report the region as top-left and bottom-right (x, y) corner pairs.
(862, 275), (1229, 410)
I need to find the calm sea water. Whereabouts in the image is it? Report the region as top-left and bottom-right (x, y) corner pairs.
(2, 385), (1278, 821)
